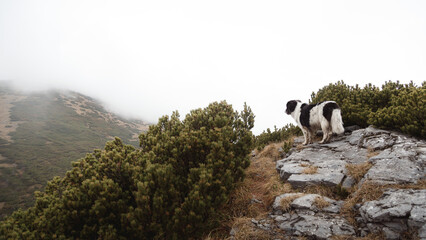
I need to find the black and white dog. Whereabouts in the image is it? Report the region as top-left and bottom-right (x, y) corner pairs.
(285, 100), (344, 145)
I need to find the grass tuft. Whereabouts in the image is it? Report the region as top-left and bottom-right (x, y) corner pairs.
(229, 217), (275, 240)
(367, 147), (380, 159)
(257, 144), (280, 160)
(302, 165), (318, 174)
(346, 161), (373, 183)
(313, 196), (331, 209)
(280, 194), (304, 212)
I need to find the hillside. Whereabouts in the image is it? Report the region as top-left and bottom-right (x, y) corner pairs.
(0, 83), (149, 218)
(0, 101), (255, 239)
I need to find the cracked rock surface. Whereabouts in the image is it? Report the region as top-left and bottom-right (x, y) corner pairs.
(254, 126), (426, 239)
(270, 193), (354, 239)
(359, 189), (426, 239)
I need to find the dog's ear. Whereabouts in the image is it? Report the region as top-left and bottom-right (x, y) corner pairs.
(286, 100), (298, 114)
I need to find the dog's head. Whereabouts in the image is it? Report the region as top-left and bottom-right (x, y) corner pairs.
(285, 100), (300, 115)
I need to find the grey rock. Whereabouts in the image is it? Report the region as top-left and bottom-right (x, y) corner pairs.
(369, 143), (419, 163)
(347, 129), (366, 146)
(274, 215), (287, 223)
(409, 206), (426, 228)
(361, 133), (396, 150)
(342, 176), (356, 190)
(419, 224), (426, 239)
(363, 158), (422, 185)
(277, 162), (305, 180)
(348, 126), (392, 148)
(322, 201), (343, 214)
(338, 147), (369, 164)
(269, 127), (426, 239)
(293, 136), (304, 145)
(382, 227), (400, 240)
(279, 146), (344, 163)
(382, 221), (408, 232)
(272, 193), (301, 211)
(290, 194), (335, 211)
(315, 160), (347, 173)
(287, 172), (345, 188)
(280, 214), (355, 240)
(278, 221), (294, 232)
(359, 189), (426, 239)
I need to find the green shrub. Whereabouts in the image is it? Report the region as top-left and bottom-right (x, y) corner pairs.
(281, 140), (293, 154)
(0, 101), (255, 240)
(310, 80), (425, 138)
(255, 124), (301, 151)
(369, 84), (425, 138)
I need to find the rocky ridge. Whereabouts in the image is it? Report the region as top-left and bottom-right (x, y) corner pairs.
(247, 126), (425, 239)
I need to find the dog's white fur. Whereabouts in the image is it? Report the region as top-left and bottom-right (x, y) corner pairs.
(287, 101), (344, 145)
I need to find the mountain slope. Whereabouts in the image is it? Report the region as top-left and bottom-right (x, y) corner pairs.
(0, 84), (149, 218)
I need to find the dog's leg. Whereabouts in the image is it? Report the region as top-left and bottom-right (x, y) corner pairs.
(302, 128), (309, 145)
(326, 129), (333, 142)
(307, 129), (314, 144)
(320, 131), (329, 144)
(320, 121), (330, 144)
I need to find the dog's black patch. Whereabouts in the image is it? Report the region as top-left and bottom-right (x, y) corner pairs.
(300, 103), (316, 128)
(322, 102), (340, 122)
(286, 100), (299, 115)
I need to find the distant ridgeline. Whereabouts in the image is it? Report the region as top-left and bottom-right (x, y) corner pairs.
(0, 83), (149, 219)
(0, 101), (255, 239)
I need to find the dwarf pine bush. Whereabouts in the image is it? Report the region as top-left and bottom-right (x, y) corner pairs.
(0, 101), (255, 240)
(310, 80), (425, 138)
(255, 124), (301, 150)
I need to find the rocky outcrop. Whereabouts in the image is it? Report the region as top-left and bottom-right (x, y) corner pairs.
(359, 189), (426, 239)
(270, 193), (355, 239)
(276, 126), (425, 189)
(252, 126), (426, 239)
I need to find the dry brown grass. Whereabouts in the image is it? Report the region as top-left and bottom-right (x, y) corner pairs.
(355, 231), (386, 240)
(367, 147), (380, 159)
(257, 143), (282, 160)
(304, 184), (343, 200)
(280, 194), (304, 212)
(302, 165), (318, 174)
(296, 144), (305, 151)
(346, 161), (373, 183)
(392, 179), (426, 190)
(401, 227), (422, 240)
(313, 196), (331, 209)
(341, 181), (385, 225)
(206, 142), (296, 239)
(226, 217), (275, 240)
(341, 179), (426, 226)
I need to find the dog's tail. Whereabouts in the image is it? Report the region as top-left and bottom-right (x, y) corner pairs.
(331, 109), (345, 134)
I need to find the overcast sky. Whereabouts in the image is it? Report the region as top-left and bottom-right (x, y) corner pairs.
(1, 0), (425, 134)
